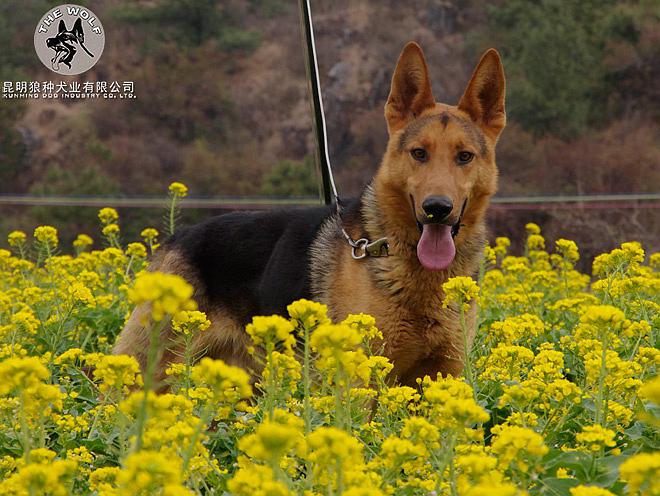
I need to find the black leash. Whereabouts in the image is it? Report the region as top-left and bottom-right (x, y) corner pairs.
(298, 0), (339, 207)
(298, 0), (388, 257)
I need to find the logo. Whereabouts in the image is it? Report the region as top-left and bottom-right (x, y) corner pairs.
(34, 4), (105, 75)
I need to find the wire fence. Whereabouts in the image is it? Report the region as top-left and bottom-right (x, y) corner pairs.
(0, 193), (658, 211)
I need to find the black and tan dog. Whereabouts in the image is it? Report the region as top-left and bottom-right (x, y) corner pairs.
(114, 42), (506, 386)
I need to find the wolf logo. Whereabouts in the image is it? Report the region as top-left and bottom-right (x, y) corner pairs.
(46, 18), (95, 71)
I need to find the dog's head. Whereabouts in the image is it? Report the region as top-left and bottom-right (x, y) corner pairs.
(46, 19), (84, 50)
(375, 42), (506, 271)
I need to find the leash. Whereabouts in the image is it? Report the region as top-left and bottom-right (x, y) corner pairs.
(298, 0), (338, 207)
(298, 0), (389, 258)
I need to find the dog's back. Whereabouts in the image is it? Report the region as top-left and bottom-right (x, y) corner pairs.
(113, 205), (335, 380)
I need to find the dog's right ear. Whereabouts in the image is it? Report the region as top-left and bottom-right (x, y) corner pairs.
(58, 20), (66, 34)
(385, 42), (436, 134)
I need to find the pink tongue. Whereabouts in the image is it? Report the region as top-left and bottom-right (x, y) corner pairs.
(417, 224), (456, 271)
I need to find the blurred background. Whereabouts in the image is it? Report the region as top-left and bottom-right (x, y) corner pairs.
(1, 0), (658, 268)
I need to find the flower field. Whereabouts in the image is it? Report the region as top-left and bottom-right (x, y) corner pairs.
(0, 185), (658, 495)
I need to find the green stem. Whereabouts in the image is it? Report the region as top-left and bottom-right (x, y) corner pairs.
(134, 319), (165, 451)
(19, 391), (31, 461)
(168, 196), (178, 236)
(460, 308), (475, 395)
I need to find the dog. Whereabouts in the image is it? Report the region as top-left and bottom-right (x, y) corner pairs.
(113, 42), (506, 387)
(46, 18), (95, 71)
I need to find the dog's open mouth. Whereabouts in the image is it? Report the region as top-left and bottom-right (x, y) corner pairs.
(411, 196), (466, 272)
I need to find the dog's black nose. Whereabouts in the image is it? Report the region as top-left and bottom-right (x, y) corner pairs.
(422, 195), (453, 221)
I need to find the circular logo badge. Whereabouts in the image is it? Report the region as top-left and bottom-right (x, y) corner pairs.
(34, 4), (105, 75)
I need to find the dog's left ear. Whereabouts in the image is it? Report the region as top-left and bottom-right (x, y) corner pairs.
(385, 42), (436, 134)
(458, 49), (506, 138)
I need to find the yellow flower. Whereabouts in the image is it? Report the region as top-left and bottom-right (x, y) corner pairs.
(489, 313), (544, 345)
(89, 466), (120, 493)
(33, 225), (58, 247)
(69, 282), (96, 307)
(306, 427), (365, 488)
(556, 239), (580, 264)
(287, 298), (331, 329)
(527, 233), (545, 251)
(127, 272), (196, 322)
(401, 417), (441, 450)
(484, 245), (497, 266)
(576, 425), (617, 453)
(126, 242), (147, 259)
(423, 376), (489, 429)
(480, 344), (535, 382)
(619, 452), (660, 495)
(168, 182), (188, 197)
(172, 310), (211, 335)
(491, 425), (548, 471)
(238, 410), (303, 462)
(141, 228), (159, 243)
(525, 223), (541, 235)
(640, 375), (660, 404)
(0, 459), (76, 496)
(190, 358), (252, 403)
(228, 463), (290, 496)
(115, 451), (183, 494)
(569, 487), (615, 496)
(9, 309), (40, 335)
(102, 223), (120, 237)
(0, 356), (49, 395)
(8, 231), (26, 247)
(311, 323), (362, 356)
(442, 276), (480, 311)
(246, 315), (296, 354)
(54, 348), (84, 365)
(379, 435), (426, 468)
(92, 354), (142, 392)
(494, 236), (511, 257)
(342, 313), (382, 340)
(462, 480), (525, 496)
(98, 207), (119, 226)
(262, 351), (302, 390)
(73, 234), (93, 250)
(356, 355), (393, 385)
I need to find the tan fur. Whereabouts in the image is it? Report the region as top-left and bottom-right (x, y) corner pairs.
(313, 43), (505, 385)
(114, 250), (256, 387)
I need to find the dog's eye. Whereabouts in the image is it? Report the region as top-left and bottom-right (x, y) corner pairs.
(456, 151), (474, 165)
(410, 148), (428, 162)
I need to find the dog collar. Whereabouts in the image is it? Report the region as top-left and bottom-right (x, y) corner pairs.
(341, 228), (389, 259)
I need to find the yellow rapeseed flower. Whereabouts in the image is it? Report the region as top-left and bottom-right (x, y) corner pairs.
(127, 272), (196, 322)
(619, 452), (660, 494)
(190, 358), (252, 403)
(168, 182), (188, 197)
(126, 242), (147, 259)
(73, 234), (93, 250)
(0, 356), (49, 395)
(92, 354), (142, 393)
(98, 207), (119, 226)
(171, 310), (211, 335)
(246, 315), (296, 354)
(569, 487), (615, 496)
(576, 425), (617, 453)
(33, 225), (58, 247)
(442, 276), (480, 311)
(7, 231), (26, 247)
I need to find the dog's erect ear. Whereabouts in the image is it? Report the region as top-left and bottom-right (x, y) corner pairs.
(58, 20), (66, 34)
(458, 49), (506, 138)
(385, 42), (436, 134)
